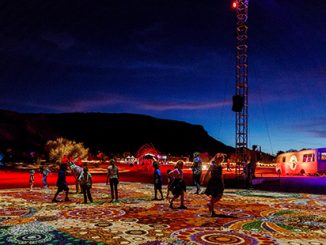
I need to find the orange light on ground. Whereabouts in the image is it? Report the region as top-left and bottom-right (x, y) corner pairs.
(232, 2), (237, 9)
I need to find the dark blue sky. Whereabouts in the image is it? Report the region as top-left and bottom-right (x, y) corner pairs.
(1, 0), (325, 154)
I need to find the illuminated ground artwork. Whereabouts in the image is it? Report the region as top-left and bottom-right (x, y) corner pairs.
(0, 182), (325, 245)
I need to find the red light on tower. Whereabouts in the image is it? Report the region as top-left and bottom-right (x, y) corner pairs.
(232, 1), (237, 9)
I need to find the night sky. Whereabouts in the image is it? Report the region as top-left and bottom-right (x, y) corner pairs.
(1, 0), (325, 154)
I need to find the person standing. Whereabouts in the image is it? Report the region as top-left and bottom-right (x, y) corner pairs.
(29, 169), (35, 191)
(202, 154), (225, 217)
(52, 164), (70, 202)
(250, 145), (260, 179)
(68, 161), (83, 194)
(152, 161), (164, 200)
(191, 152), (202, 194)
(166, 169), (173, 200)
(79, 167), (93, 204)
(244, 160), (252, 188)
(107, 160), (119, 202)
(41, 166), (51, 188)
(168, 161), (187, 209)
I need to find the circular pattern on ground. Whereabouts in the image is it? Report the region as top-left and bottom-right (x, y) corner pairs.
(171, 227), (274, 244)
(7, 232), (54, 245)
(0, 207), (32, 217)
(95, 221), (114, 227)
(62, 207), (126, 220)
(124, 229), (148, 236)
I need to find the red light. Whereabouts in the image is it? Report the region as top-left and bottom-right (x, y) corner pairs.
(232, 2), (237, 9)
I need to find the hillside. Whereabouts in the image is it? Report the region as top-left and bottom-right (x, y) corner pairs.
(0, 110), (234, 156)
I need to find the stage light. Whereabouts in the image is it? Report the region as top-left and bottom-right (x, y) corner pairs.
(232, 2), (237, 9)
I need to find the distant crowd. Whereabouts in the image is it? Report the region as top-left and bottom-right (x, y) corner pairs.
(28, 150), (259, 217)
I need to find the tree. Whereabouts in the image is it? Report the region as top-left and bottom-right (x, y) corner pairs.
(45, 137), (89, 164)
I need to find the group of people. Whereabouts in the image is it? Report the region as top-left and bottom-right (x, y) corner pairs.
(150, 153), (225, 217)
(34, 153), (226, 217)
(51, 159), (119, 204)
(29, 165), (51, 191)
(52, 162), (93, 204)
(168, 152), (224, 217)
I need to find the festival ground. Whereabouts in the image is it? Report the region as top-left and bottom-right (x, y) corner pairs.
(1, 181), (326, 244)
(1, 165), (326, 245)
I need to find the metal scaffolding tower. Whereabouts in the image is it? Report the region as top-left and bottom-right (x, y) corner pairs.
(233, 0), (249, 162)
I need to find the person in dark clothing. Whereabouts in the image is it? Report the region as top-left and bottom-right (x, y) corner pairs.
(244, 161), (252, 188)
(52, 163), (70, 202)
(168, 161), (187, 209)
(191, 152), (202, 194)
(79, 167), (93, 204)
(107, 160), (119, 202)
(202, 154), (225, 217)
(250, 145), (261, 180)
(166, 169), (173, 200)
(152, 161), (164, 200)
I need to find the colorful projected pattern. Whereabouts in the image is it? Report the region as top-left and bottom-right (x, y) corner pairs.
(0, 183), (325, 244)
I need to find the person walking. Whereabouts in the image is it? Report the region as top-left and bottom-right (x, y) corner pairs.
(52, 163), (70, 202)
(202, 154), (225, 217)
(152, 161), (164, 200)
(79, 167), (93, 204)
(168, 161), (187, 209)
(107, 160), (119, 202)
(41, 166), (51, 188)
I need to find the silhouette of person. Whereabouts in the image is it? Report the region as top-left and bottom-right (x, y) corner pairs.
(202, 154), (225, 217)
(168, 161), (187, 209)
(152, 161), (164, 200)
(192, 152), (202, 194)
(107, 160), (119, 202)
(52, 163), (70, 202)
(79, 167), (93, 203)
(29, 169), (35, 191)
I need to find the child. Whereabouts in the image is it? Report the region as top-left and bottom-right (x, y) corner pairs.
(29, 169), (35, 191)
(168, 161), (187, 209)
(152, 161), (163, 200)
(202, 154), (225, 217)
(41, 166), (51, 188)
(79, 167), (93, 204)
(166, 169), (173, 200)
(107, 160), (119, 202)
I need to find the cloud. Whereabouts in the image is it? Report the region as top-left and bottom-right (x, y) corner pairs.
(140, 100), (231, 111)
(292, 117), (326, 138)
(1, 94), (231, 113)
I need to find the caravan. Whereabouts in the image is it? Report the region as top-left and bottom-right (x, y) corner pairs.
(276, 148), (326, 175)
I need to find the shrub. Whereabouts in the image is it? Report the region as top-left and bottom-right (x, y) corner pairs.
(45, 137), (88, 164)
